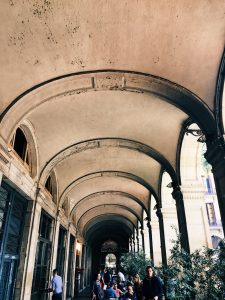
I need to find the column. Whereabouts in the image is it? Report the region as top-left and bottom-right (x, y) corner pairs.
(63, 229), (71, 300)
(156, 206), (167, 267)
(132, 232), (136, 252)
(147, 221), (154, 263)
(171, 183), (190, 253)
(141, 228), (145, 254)
(205, 137), (225, 236)
(129, 237), (133, 252)
(51, 219), (60, 269)
(22, 201), (42, 300)
(136, 229), (140, 252)
(0, 170), (3, 185)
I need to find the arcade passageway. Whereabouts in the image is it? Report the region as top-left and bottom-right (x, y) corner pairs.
(0, 1), (225, 299)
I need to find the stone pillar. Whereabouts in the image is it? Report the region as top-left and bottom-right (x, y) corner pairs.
(22, 201), (42, 300)
(132, 233), (136, 252)
(172, 183), (190, 253)
(0, 170), (3, 185)
(205, 137), (225, 236)
(71, 239), (76, 297)
(52, 219), (60, 269)
(141, 228), (145, 254)
(156, 207), (167, 267)
(136, 229), (140, 252)
(63, 230), (71, 300)
(147, 221), (154, 263)
(129, 237), (133, 252)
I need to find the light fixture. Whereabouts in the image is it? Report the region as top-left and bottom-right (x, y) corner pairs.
(185, 125), (206, 143)
(166, 182), (173, 188)
(76, 241), (82, 254)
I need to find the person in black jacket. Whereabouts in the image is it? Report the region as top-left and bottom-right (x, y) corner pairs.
(142, 266), (163, 300)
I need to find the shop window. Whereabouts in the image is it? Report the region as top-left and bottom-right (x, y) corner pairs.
(10, 128), (30, 168)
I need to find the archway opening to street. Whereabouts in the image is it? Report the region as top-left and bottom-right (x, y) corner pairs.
(105, 253), (117, 269)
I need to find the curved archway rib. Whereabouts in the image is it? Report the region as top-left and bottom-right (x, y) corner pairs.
(61, 170), (158, 204)
(86, 220), (132, 243)
(40, 138), (180, 187)
(83, 213), (135, 238)
(74, 199), (143, 227)
(70, 190), (148, 218)
(77, 204), (141, 229)
(0, 70), (216, 136)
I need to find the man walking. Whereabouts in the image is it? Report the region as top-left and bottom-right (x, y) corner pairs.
(142, 266), (163, 300)
(52, 269), (63, 300)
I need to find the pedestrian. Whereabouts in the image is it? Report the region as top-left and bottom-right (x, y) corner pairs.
(92, 273), (105, 300)
(124, 285), (137, 300)
(105, 282), (117, 299)
(52, 269), (63, 300)
(133, 274), (142, 300)
(118, 270), (125, 282)
(142, 266), (163, 300)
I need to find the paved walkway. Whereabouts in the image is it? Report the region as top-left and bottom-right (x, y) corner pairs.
(75, 287), (91, 300)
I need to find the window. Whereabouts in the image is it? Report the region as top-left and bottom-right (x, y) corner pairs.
(10, 128), (30, 168)
(206, 203), (216, 225)
(45, 176), (53, 196)
(56, 226), (67, 279)
(32, 211), (52, 295)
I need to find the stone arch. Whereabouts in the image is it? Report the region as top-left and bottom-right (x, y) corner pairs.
(70, 191), (148, 219)
(76, 204), (142, 229)
(39, 138), (177, 189)
(61, 170), (159, 210)
(0, 70), (217, 137)
(83, 214), (135, 238)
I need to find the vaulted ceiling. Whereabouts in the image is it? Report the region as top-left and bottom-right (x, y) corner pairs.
(0, 0), (224, 242)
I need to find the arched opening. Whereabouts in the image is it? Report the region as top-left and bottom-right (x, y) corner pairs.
(44, 171), (58, 203)
(105, 253), (117, 269)
(10, 127), (30, 168)
(9, 123), (38, 178)
(180, 123), (224, 251)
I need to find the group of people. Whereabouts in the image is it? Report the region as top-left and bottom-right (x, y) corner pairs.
(92, 266), (163, 300)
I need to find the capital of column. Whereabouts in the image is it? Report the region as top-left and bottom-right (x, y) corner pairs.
(171, 183), (183, 203)
(156, 207), (162, 219)
(147, 220), (152, 229)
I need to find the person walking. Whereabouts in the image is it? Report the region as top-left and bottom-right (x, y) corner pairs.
(142, 266), (163, 300)
(124, 285), (137, 300)
(133, 274), (142, 300)
(52, 269), (63, 300)
(105, 282), (117, 299)
(92, 273), (105, 300)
